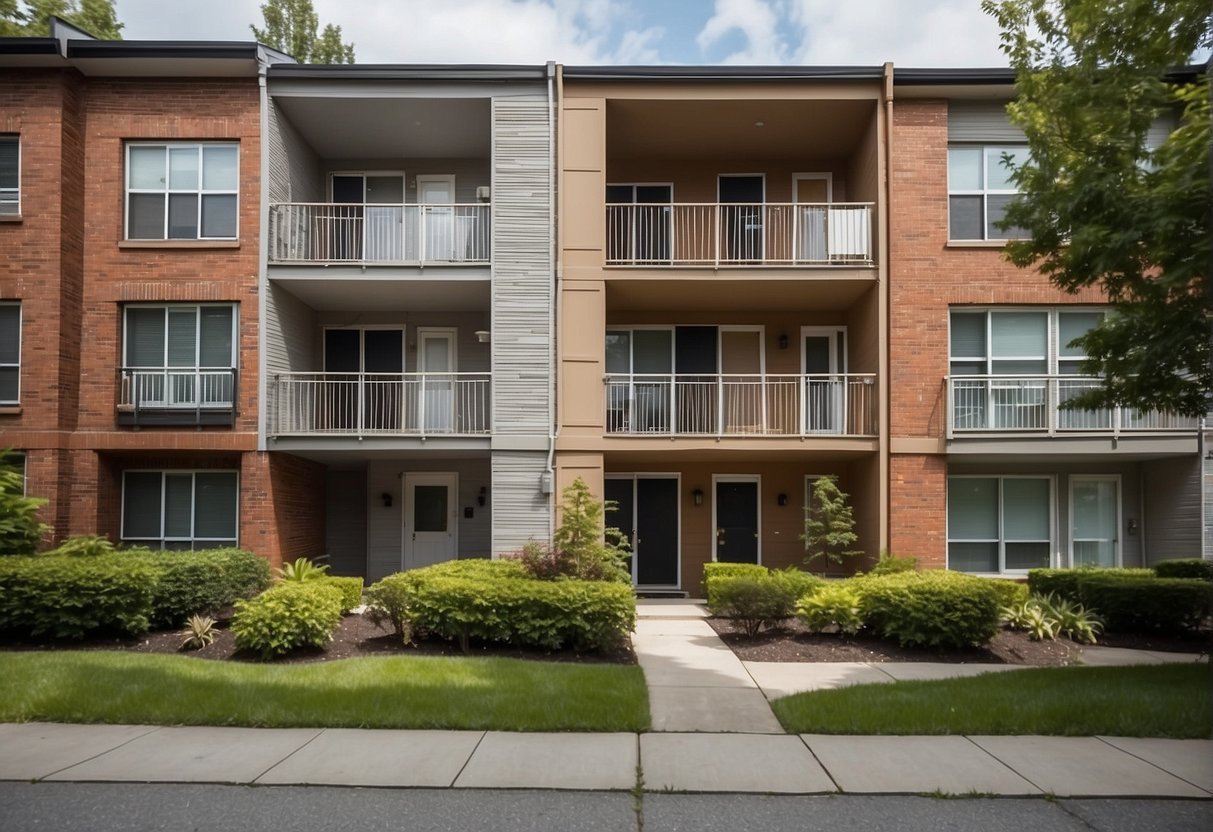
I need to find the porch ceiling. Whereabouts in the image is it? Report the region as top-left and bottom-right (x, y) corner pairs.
(274, 97), (491, 158)
(606, 99), (875, 161)
(605, 277), (873, 313)
(270, 274), (490, 312)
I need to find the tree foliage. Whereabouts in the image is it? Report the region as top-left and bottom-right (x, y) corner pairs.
(0, 0), (122, 38)
(801, 476), (863, 570)
(0, 451), (48, 556)
(983, 0), (1212, 416)
(251, 0), (354, 64)
(548, 477), (630, 583)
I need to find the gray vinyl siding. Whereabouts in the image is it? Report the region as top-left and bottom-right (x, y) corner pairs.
(365, 457), (492, 581)
(1143, 456), (1202, 563)
(948, 101), (1024, 143)
(267, 100), (321, 204)
(326, 468), (367, 577)
(491, 450), (550, 554)
(263, 283), (317, 435)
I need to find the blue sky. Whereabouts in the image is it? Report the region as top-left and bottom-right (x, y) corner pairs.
(116, 0), (1009, 66)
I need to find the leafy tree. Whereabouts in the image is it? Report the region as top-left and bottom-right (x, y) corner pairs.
(801, 476), (863, 570)
(0, 0), (122, 38)
(0, 450), (48, 555)
(983, 0), (1212, 416)
(251, 0), (354, 64)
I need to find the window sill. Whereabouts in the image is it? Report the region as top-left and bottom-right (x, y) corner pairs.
(119, 240), (240, 250)
(946, 240), (1011, 249)
(0, 215), (22, 224)
(0, 405), (22, 415)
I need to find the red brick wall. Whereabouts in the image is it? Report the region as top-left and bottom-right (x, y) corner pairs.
(241, 452), (327, 567)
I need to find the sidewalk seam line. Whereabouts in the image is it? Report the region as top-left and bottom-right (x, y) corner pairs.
(449, 730), (488, 788)
(250, 727), (326, 785)
(1093, 736), (1213, 796)
(962, 735), (1047, 795)
(797, 734), (842, 794)
(36, 724), (164, 782)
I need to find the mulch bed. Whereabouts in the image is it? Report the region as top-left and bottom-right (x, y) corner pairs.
(0, 612), (637, 666)
(707, 617), (1210, 666)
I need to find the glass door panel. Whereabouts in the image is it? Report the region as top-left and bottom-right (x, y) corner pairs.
(1071, 477), (1119, 567)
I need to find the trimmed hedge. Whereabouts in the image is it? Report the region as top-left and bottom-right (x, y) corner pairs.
(318, 576), (365, 614)
(126, 548), (272, 629)
(1154, 559), (1213, 582)
(856, 570), (1001, 650)
(708, 569), (824, 635)
(1027, 567), (1154, 603)
(1075, 574), (1210, 633)
(703, 562), (768, 607)
(366, 559), (635, 653)
(230, 582), (343, 660)
(987, 579), (1030, 611)
(0, 555), (157, 639)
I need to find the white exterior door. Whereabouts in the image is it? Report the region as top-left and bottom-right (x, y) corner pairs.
(418, 175), (455, 260)
(403, 472), (458, 569)
(419, 328), (456, 433)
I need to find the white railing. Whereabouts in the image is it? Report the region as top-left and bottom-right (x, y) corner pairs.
(605, 202), (873, 267)
(947, 375), (1198, 436)
(604, 373), (877, 436)
(118, 368), (236, 412)
(268, 203), (491, 264)
(272, 372), (491, 436)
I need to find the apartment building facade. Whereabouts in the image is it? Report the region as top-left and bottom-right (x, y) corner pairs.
(1, 22), (1205, 582)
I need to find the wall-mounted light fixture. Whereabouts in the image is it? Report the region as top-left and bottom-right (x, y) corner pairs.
(381, 492), (393, 508)
(777, 493), (788, 507)
(478, 486), (487, 507)
(778, 333), (789, 350)
(475, 330), (491, 343)
(692, 488), (704, 506)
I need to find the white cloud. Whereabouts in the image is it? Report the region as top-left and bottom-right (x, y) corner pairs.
(696, 0), (788, 64)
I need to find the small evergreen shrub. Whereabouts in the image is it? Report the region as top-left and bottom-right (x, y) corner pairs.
(230, 582), (343, 660)
(1075, 575), (1210, 633)
(318, 575), (364, 614)
(507, 479), (630, 583)
(710, 573), (809, 636)
(801, 476), (864, 570)
(0, 555), (157, 638)
(1153, 559), (1213, 581)
(127, 547), (271, 629)
(276, 556), (330, 582)
(365, 572), (419, 641)
(795, 584), (864, 635)
(703, 562), (768, 608)
(987, 579), (1030, 610)
(857, 570), (1001, 650)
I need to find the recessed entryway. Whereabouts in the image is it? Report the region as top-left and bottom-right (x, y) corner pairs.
(403, 472), (458, 570)
(605, 474), (680, 588)
(713, 475), (760, 564)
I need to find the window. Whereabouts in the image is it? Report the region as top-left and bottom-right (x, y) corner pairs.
(0, 136), (17, 215)
(947, 145), (1026, 240)
(948, 476), (1052, 573)
(121, 470), (238, 549)
(0, 302), (19, 404)
(126, 143), (238, 240)
(122, 305), (236, 409)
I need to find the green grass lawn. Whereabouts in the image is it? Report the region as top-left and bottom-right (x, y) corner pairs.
(0, 652), (650, 732)
(772, 663), (1211, 738)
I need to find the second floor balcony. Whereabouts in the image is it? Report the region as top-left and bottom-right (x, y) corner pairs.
(271, 372), (490, 437)
(605, 373), (877, 437)
(117, 367), (237, 427)
(946, 375), (1198, 438)
(605, 202), (874, 268)
(268, 203), (491, 266)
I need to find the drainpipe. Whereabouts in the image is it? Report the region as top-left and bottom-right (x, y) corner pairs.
(546, 61), (559, 541)
(255, 49), (271, 454)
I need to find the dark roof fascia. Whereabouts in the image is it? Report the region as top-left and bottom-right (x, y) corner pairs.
(0, 38), (60, 56)
(563, 65), (885, 81)
(268, 64), (548, 81)
(66, 40), (263, 60)
(893, 68), (1015, 86)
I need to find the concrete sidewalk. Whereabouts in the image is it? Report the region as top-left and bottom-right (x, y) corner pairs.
(0, 722), (1210, 797)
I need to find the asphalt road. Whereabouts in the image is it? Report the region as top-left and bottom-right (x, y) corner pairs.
(0, 783), (1209, 832)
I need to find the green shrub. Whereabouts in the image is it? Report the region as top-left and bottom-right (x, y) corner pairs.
(276, 557), (330, 582)
(0, 450), (48, 556)
(43, 535), (117, 558)
(126, 548), (271, 629)
(1028, 567), (1153, 603)
(365, 572), (418, 641)
(0, 555), (157, 638)
(1154, 559), (1213, 581)
(179, 614), (219, 650)
(230, 582), (343, 660)
(796, 584), (864, 635)
(857, 570), (1001, 650)
(403, 564), (635, 652)
(987, 579), (1029, 610)
(703, 562), (768, 608)
(418, 558), (529, 581)
(769, 567), (825, 601)
(1075, 575), (1210, 633)
(710, 573), (804, 636)
(867, 551), (918, 576)
(1036, 593), (1103, 644)
(318, 576), (364, 614)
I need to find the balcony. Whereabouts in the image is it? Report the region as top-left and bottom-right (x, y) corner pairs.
(268, 203), (490, 266)
(117, 368), (237, 426)
(271, 372), (490, 437)
(947, 376), (1198, 437)
(605, 203), (873, 267)
(605, 373), (877, 437)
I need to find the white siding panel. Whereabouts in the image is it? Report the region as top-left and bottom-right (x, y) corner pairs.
(491, 450), (550, 554)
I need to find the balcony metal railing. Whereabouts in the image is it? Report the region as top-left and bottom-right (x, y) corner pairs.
(117, 367), (237, 425)
(272, 372), (491, 436)
(946, 375), (1198, 437)
(268, 203), (491, 265)
(604, 373), (877, 437)
(605, 202), (874, 267)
